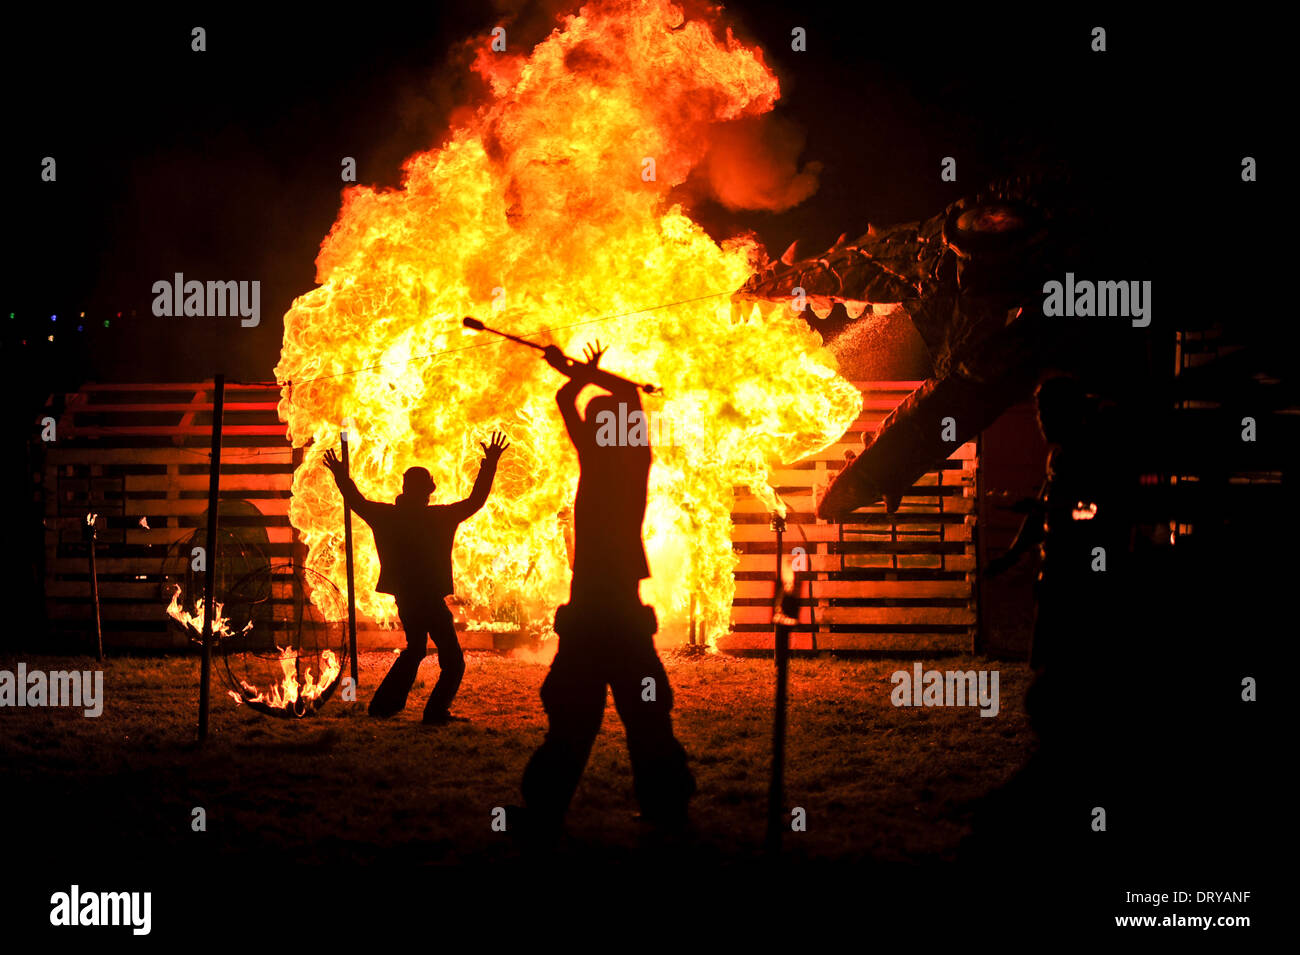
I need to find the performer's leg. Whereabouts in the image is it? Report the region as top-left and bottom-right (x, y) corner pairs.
(608, 617), (695, 825)
(521, 642), (607, 831)
(367, 602), (429, 717)
(422, 605), (466, 719)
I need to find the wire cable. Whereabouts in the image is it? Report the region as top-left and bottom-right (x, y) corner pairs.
(248, 286), (740, 392)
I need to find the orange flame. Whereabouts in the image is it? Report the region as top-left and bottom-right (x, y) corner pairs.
(274, 0), (860, 644)
(233, 647), (342, 712)
(165, 584), (250, 643)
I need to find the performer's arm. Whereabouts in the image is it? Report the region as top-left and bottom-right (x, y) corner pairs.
(447, 431), (508, 521)
(555, 376), (587, 450)
(547, 341), (639, 452)
(984, 479), (1046, 577)
(567, 341), (640, 401)
(323, 449), (383, 526)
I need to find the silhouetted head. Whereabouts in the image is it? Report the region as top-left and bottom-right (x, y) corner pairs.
(397, 466), (435, 506)
(1034, 376), (1089, 444)
(585, 393), (622, 441)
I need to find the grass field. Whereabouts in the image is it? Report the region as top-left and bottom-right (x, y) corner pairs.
(1, 649), (1032, 865)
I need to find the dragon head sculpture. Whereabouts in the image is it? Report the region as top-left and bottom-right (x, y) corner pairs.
(737, 174), (1091, 518)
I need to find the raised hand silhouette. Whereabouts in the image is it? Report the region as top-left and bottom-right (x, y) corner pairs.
(322, 448), (347, 482)
(481, 430), (510, 463)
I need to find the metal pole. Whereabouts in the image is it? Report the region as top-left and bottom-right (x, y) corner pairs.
(689, 591), (697, 646)
(198, 375), (224, 743)
(767, 513), (789, 853)
(86, 513), (103, 661)
(972, 435), (984, 656)
(341, 430), (359, 692)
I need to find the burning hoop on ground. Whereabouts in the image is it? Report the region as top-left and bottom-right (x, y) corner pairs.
(198, 562), (349, 719)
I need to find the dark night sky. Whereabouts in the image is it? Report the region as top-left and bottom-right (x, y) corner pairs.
(1, 4), (1279, 390)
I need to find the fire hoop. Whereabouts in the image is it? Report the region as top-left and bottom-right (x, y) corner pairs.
(163, 525), (267, 646)
(215, 562), (350, 719)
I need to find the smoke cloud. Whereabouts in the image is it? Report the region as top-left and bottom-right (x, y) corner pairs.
(697, 114), (822, 212)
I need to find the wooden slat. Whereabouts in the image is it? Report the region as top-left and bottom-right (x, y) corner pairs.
(734, 554), (844, 573)
(733, 579), (969, 599)
(71, 402), (278, 413)
(49, 581), (169, 598)
(67, 425), (287, 437)
(734, 543), (964, 564)
(798, 441), (976, 464)
(730, 524), (847, 543)
(819, 633), (968, 652)
(74, 382), (279, 390)
(53, 553), (287, 574)
(123, 526), (294, 545)
(52, 603), (329, 622)
(943, 523), (973, 542)
(714, 631), (823, 652)
(121, 499), (289, 516)
(729, 605), (975, 626)
(815, 606), (975, 625)
(730, 518), (965, 542)
(49, 604), (183, 621)
(716, 632), (965, 652)
(846, 413), (890, 429)
(848, 381), (926, 391)
(55, 574), (290, 594)
(733, 495), (974, 516)
(761, 468), (973, 486)
(125, 474), (291, 492)
(73, 630), (187, 650)
(46, 448), (293, 464)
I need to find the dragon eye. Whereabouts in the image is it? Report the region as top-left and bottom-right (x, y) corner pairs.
(956, 206), (1023, 233)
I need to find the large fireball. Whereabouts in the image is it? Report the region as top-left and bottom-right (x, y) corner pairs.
(275, 0), (861, 643)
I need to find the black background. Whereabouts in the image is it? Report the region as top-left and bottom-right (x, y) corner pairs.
(2, 5), (1281, 388)
(1, 3), (1281, 937)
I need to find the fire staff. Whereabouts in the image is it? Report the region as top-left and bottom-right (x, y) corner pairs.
(323, 432), (508, 723)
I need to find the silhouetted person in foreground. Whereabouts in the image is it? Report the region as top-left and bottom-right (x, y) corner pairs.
(969, 375), (1134, 884)
(518, 341), (694, 843)
(324, 432), (508, 723)
(986, 376), (1128, 742)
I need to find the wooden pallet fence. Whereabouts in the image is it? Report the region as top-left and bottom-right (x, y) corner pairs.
(36, 380), (979, 654)
(719, 381), (979, 655)
(34, 382), (541, 652)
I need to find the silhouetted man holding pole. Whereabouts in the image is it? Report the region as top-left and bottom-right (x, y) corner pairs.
(519, 341), (695, 841)
(323, 432), (508, 723)
(985, 376), (1128, 740)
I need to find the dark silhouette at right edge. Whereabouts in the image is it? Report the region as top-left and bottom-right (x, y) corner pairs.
(970, 376), (1134, 883)
(518, 341), (695, 845)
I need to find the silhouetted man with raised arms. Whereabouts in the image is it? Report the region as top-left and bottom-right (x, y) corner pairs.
(323, 431), (508, 723)
(519, 342), (694, 841)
